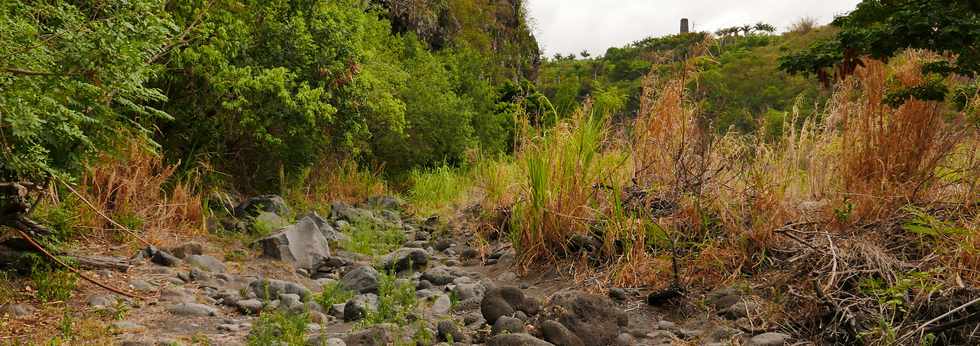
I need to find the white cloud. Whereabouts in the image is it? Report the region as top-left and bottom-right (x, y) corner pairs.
(526, 0), (862, 56)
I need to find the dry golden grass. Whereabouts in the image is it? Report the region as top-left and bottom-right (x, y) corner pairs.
(491, 48), (980, 300)
(836, 57), (970, 220)
(285, 159), (388, 213)
(58, 137), (205, 249)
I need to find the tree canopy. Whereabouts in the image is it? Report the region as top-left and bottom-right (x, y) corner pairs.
(0, 0), (175, 183)
(1, 0), (542, 191)
(779, 0), (980, 89)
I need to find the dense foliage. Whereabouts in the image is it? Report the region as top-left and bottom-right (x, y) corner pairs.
(0, 0), (175, 183)
(1, 0), (540, 191)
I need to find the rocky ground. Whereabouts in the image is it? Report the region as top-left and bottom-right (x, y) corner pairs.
(1, 196), (794, 345)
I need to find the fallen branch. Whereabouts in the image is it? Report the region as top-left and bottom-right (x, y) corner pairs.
(925, 312), (980, 334)
(12, 227), (143, 300)
(814, 280), (862, 343)
(900, 296), (980, 341)
(69, 254), (131, 272)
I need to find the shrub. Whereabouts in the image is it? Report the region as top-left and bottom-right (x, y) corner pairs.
(0, 0), (175, 184)
(74, 138), (204, 246)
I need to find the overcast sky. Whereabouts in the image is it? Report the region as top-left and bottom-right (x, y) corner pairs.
(526, 0), (862, 57)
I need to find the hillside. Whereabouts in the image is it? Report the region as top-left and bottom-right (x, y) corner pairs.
(536, 24), (835, 135)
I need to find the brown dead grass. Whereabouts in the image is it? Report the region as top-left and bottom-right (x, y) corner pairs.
(495, 46), (979, 310)
(71, 138), (204, 249)
(838, 56), (970, 220)
(285, 158), (388, 213)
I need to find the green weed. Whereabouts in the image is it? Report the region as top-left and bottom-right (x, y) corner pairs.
(340, 218), (406, 257)
(31, 262), (77, 303)
(510, 111), (609, 266)
(859, 271), (942, 313)
(449, 290), (460, 310)
(33, 197), (82, 244)
(362, 271), (417, 325)
(316, 281), (355, 308)
(58, 311), (74, 341)
(224, 249), (249, 263)
(901, 206), (967, 239)
(410, 320), (435, 345)
(0, 271), (19, 305)
(408, 164), (471, 217)
(251, 216), (278, 237)
(833, 198), (854, 223)
(247, 310), (309, 346)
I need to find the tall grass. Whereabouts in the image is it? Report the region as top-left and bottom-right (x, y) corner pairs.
(35, 137), (206, 248)
(510, 106), (614, 269)
(493, 50), (979, 291)
(407, 164), (471, 217)
(836, 55), (970, 219)
(285, 159), (388, 214)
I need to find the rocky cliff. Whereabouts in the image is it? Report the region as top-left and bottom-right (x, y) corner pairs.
(373, 0), (541, 80)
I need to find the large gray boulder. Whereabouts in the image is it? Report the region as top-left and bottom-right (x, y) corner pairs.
(541, 291), (628, 346)
(167, 303), (217, 316)
(538, 320), (584, 346)
(340, 266), (380, 294)
(343, 294), (378, 322)
(747, 332), (790, 346)
(0, 303), (35, 318)
(298, 211), (349, 243)
(329, 202), (371, 222)
(258, 216), (331, 270)
(248, 278), (312, 301)
(481, 286), (541, 325)
(361, 196), (403, 211)
(421, 266), (456, 285)
(186, 255), (226, 273)
(379, 248), (428, 273)
(235, 195), (289, 218)
(169, 242), (204, 259)
(345, 323), (398, 346)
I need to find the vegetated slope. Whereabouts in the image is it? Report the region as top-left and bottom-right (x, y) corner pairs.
(536, 25), (835, 135)
(403, 16), (979, 346)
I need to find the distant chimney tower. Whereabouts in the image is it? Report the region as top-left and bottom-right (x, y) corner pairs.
(680, 18), (690, 34)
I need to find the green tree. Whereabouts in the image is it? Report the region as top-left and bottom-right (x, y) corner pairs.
(779, 0), (980, 92)
(157, 0), (408, 189)
(0, 0), (175, 183)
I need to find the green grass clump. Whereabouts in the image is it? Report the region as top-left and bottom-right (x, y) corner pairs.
(316, 281), (355, 308)
(247, 310), (309, 346)
(341, 218), (406, 257)
(31, 262), (77, 303)
(33, 196), (82, 245)
(408, 164), (472, 216)
(362, 271), (417, 326)
(510, 112), (609, 266)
